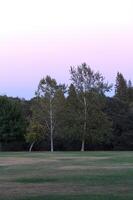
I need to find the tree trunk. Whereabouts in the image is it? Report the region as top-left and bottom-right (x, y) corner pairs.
(81, 139), (85, 152)
(29, 142), (35, 152)
(50, 129), (54, 152)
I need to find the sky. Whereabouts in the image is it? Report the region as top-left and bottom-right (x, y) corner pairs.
(0, 0), (133, 99)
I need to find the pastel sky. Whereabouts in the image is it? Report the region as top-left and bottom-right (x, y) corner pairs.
(0, 0), (133, 99)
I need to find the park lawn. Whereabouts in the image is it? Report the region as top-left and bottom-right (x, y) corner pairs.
(0, 151), (133, 200)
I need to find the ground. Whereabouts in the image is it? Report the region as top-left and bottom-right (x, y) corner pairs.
(0, 151), (133, 200)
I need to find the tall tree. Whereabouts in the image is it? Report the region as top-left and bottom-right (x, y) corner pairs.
(36, 75), (58, 152)
(127, 80), (133, 103)
(65, 84), (82, 149)
(53, 86), (67, 149)
(70, 63), (112, 151)
(105, 97), (133, 150)
(115, 72), (128, 101)
(0, 96), (26, 145)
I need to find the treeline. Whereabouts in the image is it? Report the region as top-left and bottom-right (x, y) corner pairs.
(0, 63), (133, 151)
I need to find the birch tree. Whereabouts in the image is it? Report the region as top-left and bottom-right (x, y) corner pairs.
(25, 120), (44, 152)
(70, 63), (112, 151)
(36, 76), (58, 152)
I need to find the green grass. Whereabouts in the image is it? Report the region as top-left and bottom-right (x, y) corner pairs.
(15, 170), (133, 185)
(2, 194), (133, 200)
(0, 151), (133, 200)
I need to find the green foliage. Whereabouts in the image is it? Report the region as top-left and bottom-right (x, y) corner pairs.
(65, 84), (82, 139)
(25, 120), (44, 144)
(105, 97), (133, 149)
(70, 63), (112, 94)
(0, 96), (26, 143)
(70, 63), (112, 150)
(35, 75), (67, 151)
(115, 72), (128, 101)
(115, 73), (133, 104)
(1, 64), (133, 151)
(127, 80), (133, 103)
(36, 75), (58, 99)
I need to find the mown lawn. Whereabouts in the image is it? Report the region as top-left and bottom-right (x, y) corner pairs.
(0, 151), (133, 200)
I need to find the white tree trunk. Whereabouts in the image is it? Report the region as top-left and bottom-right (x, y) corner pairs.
(29, 142), (35, 152)
(81, 139), (85, 152)
(50, 129), (54, 152)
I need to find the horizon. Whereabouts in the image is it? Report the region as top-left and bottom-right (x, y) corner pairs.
(0, 0), (133, 99)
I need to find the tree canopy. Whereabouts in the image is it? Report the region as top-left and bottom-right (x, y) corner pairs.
(0, 64), (133, 151)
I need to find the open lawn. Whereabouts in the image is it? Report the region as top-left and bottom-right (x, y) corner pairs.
(0, 151), (133, 200)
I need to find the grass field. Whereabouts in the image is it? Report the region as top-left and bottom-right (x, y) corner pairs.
(0, 151), (133, 200)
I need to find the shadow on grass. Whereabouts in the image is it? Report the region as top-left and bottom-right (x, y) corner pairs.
(15, 170), (133, 185)
(2, 194), (133, 200)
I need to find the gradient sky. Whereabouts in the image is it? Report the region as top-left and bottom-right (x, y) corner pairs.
(0, 0), (133, 99)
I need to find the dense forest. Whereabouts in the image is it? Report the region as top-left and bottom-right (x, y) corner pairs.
(1, 63), (133, 151)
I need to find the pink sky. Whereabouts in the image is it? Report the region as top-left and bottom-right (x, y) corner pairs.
(0, 0), (133, 99)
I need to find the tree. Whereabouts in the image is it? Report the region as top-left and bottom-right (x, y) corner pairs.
(127, 80), (133, 103)
(25, 120), (44, 152)
(0, 96), (26, 147)
(105, 97), (133, 150)
(65, 84), (82, 149)
(115, 72), (128, 101)
(36, 75), (58, 152)
(84, 92), (112, 150)
(53, 86), (67, 149)
(70, 63), (112, 151)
